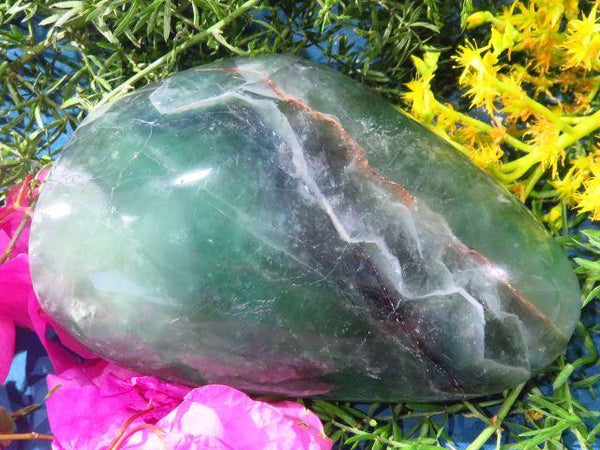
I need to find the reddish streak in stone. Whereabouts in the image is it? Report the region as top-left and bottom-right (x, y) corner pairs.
(453, 241), (552, 325)
(223, 66), (556, 331)
(264, 78), (415, 208)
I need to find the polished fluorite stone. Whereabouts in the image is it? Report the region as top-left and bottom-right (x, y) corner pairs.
(30, 55), (580, 401)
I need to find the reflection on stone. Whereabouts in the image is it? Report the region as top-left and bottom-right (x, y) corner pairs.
(30, 55), (580, 401)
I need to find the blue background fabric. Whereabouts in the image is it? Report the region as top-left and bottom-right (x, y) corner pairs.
(1, 18), (600, 450)
(1, 330), (52, 450)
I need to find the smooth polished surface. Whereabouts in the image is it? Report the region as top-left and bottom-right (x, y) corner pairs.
(30, 55), (580, 401)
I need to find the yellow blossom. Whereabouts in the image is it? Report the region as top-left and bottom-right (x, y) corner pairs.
(531, 36), (562, 74)
(504, 0), (536, 34)
(561, 4), (600, 70)
(499, 74), (535, 123)
(533, 143), (565, 176)
(456, 125), (480, 147)
(564, 0), (580, 19)
(538, 0), (569, 28)
(433, 105), (458, 135)
(551, 170), (583, 200)
(453, 43), (501, 114)
(525, 115), (563, 175)
(525, 115), (560, 145)
(489, 121), (507, 144)
(470, 142), (505, 168)
(404, 76), (436, 122)
(576, 175), (600, 219)
(402, 0), (600, 213)
(571, 153), (596, 173)
(504, 0), (566, 73)
(403, 54), (440, 122)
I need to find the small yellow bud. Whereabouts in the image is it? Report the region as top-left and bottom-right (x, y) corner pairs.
(466, 11), (494, 29)
(542, 205), (563, 229)
(423, 51), (440, 73)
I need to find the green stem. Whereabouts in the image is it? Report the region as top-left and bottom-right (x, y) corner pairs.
(560, 383), (590, 450)
(489, 165), (515, 183)
(556, 109), (600, 149)
(490, 107), (600, 186)
(561, 116), (587, 124)
(14, 74), (77, 123)
(523, 165), (545, 199)
(498, 154), (541, 182)
(499, 151), (539, 172)
(0, 30), (67, 78)
(437, 102), (532, 153)
(528, 188), (559, 199)
(98, 0), (260, 106)
(503, 164), (535, 183)
(561, 198), (569, 238)
(462, 402), (493, 425)
(329, 420), (431, 448)
(466, 383), (525, 450)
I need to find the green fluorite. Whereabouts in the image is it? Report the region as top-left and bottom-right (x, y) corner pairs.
(30, 55), (580, 401)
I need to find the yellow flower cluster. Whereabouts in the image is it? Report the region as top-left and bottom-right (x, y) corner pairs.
(403, 0), (600, 224)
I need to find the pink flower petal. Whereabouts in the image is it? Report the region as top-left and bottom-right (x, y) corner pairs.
(46, 363), (190, 450)
(47, 364), (131, 450)
(0, 318), (15, 383)
(0, 229), (10, 255)
(0, 254), (32, 326)
(0, 206), (29, 257)
(268, 400), (332, 448)
(46, 367), (332, 450)
(139, 385), (333, 450)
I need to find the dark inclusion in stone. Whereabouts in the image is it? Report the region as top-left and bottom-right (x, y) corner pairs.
(29, 55), (581, 401)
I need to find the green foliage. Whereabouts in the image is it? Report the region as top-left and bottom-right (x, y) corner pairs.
(1, 1), (599, 449)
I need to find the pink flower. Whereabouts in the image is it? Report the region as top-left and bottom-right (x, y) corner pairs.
(0, 175), (42, 381)
(47, 364), (332, 450)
